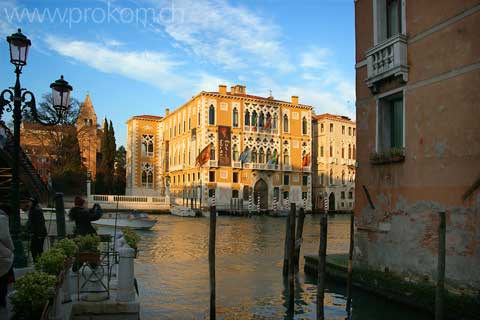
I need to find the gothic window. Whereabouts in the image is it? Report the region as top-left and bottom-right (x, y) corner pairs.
(245, 110), (250, 126)
(302, 117), (307, 135)
(233, 108), (239, 127)
(266, 149), (272, 162)
(273, 114), (278, 129)
(283, 114), (289, 132)
(142, 135), (154, 157)
(210, 143), (216, 160)
(266, 113), (272, 129)
(209, 105), (215, 125)
(342, 170), (345, 185)
(252, 111), (258, 128)
(329, 169), (334, 185)
(259, 148), (265, 163)
(330, 145), (333, 157)
(348, 144), (351, 159)
(342, 147), (345, 159)
(251, 148), (257, 163)
(283, 149), (289, 164)
(232, 144), (239, 161)
(259, 112), (265, 127)
(141, 163), (154, 188)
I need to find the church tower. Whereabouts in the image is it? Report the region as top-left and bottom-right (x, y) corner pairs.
(76, 94), (98, 178)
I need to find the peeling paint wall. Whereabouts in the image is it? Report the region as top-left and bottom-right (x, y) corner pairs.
(354, 0), (480, 294)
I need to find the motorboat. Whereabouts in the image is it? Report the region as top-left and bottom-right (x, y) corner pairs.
(170, 205), (198, 217)
(92, 212), (157, 230)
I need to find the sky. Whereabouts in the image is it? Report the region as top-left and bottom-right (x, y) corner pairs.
(0, 0), (355, 146)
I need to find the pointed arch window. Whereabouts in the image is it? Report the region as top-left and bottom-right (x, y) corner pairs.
(283, 149), (289, 165)
(233, 108), (239, 127)
(283, 114), (289, 132)
(342, 146), (345, 159)
(251, 148), (257, 163)
(273, 114), (278, 129)
(302, 116), (307, 135)
(266, 149), (272, 162)
(348, 144), (351, 159)
(259, 148), (265, 163)
(329, 169), (334, 185)
(209, 105), (215, 125)
(141, 163), (154, 188)
(245, 110), (250, 126)
(353, 144), (356, 160)
(259, 112), (265, 127)
(142, 134), (154, 157)
(210, 143), (216, 160)
(342, 170), (345, 185)
(232, 144), (239, 161)
(252, 111), (258, 128)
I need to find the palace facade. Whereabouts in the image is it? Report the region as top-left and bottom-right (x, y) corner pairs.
(126, 85), (313, 211)
(311, 114), (356, 212)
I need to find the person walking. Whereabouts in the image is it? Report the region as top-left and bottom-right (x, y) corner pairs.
(27, 198), (47, 262)
(0, 209), (14, 309)
(69, 196), (103, 236)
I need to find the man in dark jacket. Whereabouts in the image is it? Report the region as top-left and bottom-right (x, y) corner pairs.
(27, 198), (47, 261)
(69, 196), (103, 236)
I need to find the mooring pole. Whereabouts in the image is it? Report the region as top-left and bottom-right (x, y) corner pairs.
(283, 206), (292, 276)
(209, 204), (217, 320)
(287, 203), (296, 316)
(294, 207), (306, 270)
(346, 212), (354, 315)
(317, 212), (328, 320)
(435, 211), (446, 320)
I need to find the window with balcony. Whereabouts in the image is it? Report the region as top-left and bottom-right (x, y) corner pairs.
(142, 134), (154, 157)
(209, 105), (215, 125)
(302, 117), (308, 135)
(377, 93), (404, 153)
(141, 163), (154, 188)
(259, 148), (265, 163)
(251, 148), (257, 163)
(233, 108), (239, 127)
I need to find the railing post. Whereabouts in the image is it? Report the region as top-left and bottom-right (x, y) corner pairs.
(117, 246), (136, 302)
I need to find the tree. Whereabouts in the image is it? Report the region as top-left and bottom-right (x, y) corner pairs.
(113, 146), (126, 195)
(23, 93), (81, 125)
(95, 118), (117, 194)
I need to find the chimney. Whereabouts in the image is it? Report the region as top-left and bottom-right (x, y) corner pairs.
(165, 108), (170, 116)
(231, 85), (246, 95)
(218, 84), (227, 95)
(291, 96), (299, 105)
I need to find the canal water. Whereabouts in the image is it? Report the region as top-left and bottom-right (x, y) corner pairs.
(133, 214), (430, 319)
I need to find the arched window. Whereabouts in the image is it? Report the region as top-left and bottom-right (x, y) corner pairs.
(141, 163), (154, 188)
(266, 113), (272, 129)
(210, 143), (215, 160)
(342, 146), (345, 159)
(273, 114), (278, 129)
(266, 149), (272, 162)
(302, 116), (307, 134)
(259, 112), (265, 127)
(342, 170), (345, 185)
(283, 149), (289, 164)
(251, 148), (257, 163)
(142, 134), (154, 157)
(330, 145), (333, 157)
(232, 145), (239, 161)
(252, 111), (258, 128)
(329, 169), (333, 185)
(353, 145), (356, 159)
(233, 108), (239, 127)
(245, 110), (250, 126)
(283, 114), (289, 132)
(259, 148), (265, 163)
(320, 146), (324, 157)
(209, 105), (215, 125)
(348, 144), (351, 159)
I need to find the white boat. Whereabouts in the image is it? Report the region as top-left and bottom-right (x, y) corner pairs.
(92, 212), (157, 230)
(170, 205), (197, 217)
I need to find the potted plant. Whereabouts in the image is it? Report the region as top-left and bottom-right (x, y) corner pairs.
(122, 227), (140, 257)
(10, 271), (56, 320)
(35, 248), (67, 276)
(74, 234), (101, 265)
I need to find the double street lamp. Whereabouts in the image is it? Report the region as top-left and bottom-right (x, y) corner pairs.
(0, 29), (73, 267)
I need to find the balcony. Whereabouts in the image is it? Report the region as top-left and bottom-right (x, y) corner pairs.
(208, 160), (218, 167)
(302, 166), (311, 173)
(366, 34), (408, 89)
(232, 161), (242, 168)
(283, 164), (292, 171)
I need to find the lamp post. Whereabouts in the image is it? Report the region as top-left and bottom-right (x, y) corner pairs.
(0, 29), (73, 267)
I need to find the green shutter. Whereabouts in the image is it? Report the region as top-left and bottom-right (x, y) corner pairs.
(390, 98), (403, 148)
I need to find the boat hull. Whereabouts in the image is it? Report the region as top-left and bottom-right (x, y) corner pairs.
(92, 219), (157, 230)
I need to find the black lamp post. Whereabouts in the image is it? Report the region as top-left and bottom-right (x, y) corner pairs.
(0, 29), (73, 267)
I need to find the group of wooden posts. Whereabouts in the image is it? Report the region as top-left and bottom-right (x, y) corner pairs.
(206, 203), (447, 320)
(206, 202), (355, 320)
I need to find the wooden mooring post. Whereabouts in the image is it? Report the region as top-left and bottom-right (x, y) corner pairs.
(209, 204), (217, 320)
(283, 205), (292, 276)
(294, 207), (306, 270)
(287, 203), (296, 316)
(346, 212), (354, 316)
(317, 213), (328, 320)
(435, 211), (446, 320)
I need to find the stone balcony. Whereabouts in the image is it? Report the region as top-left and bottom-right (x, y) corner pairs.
(366, 34), (409, 90)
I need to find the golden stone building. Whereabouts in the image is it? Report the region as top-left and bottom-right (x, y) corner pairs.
(126, 85), (313, 211)
(311, 114), (356, 212)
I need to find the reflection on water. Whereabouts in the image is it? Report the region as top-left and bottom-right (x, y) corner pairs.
(133, 215), (429, 320)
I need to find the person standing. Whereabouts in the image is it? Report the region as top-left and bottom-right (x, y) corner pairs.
(27, 198), (47, 262)
(69, 196), (103, 236)
(0, 209), (14, 308)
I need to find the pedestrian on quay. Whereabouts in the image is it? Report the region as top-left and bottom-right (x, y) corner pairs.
(69, 196), (103, 236)
(26, 198), (47, 262)
(0, 208), (14, 309)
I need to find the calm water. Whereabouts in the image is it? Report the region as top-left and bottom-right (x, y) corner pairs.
(132, 214), (430, 320)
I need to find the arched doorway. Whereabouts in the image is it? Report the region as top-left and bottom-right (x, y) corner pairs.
(328, 192), (336, 211)
(254, 179), (268, 210)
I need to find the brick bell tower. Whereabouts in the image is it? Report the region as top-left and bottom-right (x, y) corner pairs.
(76, 94), (98, 179)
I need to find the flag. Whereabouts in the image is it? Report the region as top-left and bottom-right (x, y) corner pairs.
(239, 148), (250, 164)
(302, 153), (310, 167)
(267, 149), (277, 165)
(195, 144), (210, 167)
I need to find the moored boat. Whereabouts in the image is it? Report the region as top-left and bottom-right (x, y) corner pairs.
(92, 212), (157, 230)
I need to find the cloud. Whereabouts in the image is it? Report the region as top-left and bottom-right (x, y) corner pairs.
(148, 0), (293, 73)
(44, 35), (188, 92)
(300, 47), (332, 69)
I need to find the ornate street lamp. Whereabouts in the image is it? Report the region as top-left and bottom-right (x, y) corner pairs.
(0, 29), (73, 267)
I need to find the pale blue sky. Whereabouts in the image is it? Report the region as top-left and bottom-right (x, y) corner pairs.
(0, 0), (355, 145)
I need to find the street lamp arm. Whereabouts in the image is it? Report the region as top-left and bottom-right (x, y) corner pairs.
(21, 90), (61, 126)
(0, 89), (14, 116)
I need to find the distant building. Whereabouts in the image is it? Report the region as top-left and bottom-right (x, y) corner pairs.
(126, 85), (313, 211)
(311, 114), (356, 212)
(21, 94), (102, 182)
(355, 0), (479, 292)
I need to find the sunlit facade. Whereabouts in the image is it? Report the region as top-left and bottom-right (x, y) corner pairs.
(126, 85), (313, 211)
